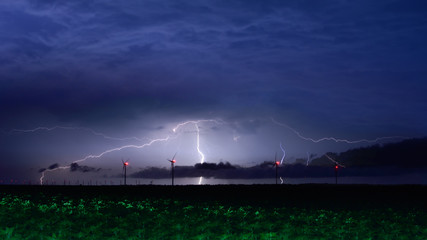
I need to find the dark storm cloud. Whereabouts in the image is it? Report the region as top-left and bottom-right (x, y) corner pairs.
(48, 163), (59, 170)
(0, 0), (426, 138)
(38, 163), (58, 172)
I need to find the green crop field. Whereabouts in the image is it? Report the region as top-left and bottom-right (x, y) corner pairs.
(0, 185), (426, 239)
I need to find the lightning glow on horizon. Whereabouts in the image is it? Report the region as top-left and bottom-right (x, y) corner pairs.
(172, 119), (223, 133)
(38, 119), (222, 185)
(271, 118), (409, 144)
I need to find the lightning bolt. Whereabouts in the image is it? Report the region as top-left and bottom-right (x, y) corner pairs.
(40, 166), (70, 185)
(40, 136), (172, 184)
(195, 124), (205, 185)
(195, 123), (205, 164)
(306, 152), (311, 166)
(279, 142), (286, 164)
(271, 118), (409, 144)
(39, 119), (222, 185)
(171, 119), (224, 164)
(9, 126), (147, 142)
(171, 119), (222, 185)
(280, 176), (284, 184)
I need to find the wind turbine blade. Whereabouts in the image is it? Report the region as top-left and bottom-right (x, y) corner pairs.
(172, 152), (177, 161)
(325, 154), (345, 168)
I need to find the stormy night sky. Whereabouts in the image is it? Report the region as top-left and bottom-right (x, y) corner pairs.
(1, 0), (426, 183)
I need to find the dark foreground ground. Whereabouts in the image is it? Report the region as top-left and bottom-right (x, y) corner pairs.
(1, 184), (426, 209)
(1, 184), (426, 239)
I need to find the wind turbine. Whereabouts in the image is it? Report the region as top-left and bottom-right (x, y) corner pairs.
(122, 159), (129, 185)
(325, 154), (345, 184)
(273, 152), (280, 185)
(167, 153), (177, 186)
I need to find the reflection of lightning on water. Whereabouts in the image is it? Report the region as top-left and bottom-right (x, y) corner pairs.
(271, 118), (409, 144)
(39, 119), (221, 185)
(9, 126), (147, 142)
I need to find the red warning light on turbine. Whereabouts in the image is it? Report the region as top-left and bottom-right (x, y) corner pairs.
(275, 161), (280, 166)
(125, 162), (129, 166)
(335, 165), (338, 169)
(172, 160), (176, 163)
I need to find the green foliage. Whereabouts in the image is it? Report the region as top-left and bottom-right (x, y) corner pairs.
(0, 192), (425, 239)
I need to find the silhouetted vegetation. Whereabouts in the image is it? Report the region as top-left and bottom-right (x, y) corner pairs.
(311, 138), (427, 168)
(194, 161), (236, 170)
(70, 163), (101, 172)
(128, 138), (427, 179)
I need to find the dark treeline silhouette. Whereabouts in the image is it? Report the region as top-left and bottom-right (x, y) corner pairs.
(70, 163), (101, 173)
(38, 138), (427, 179)
(130, 162), (425, 179)
(195, 162), (236, 170)
(38, 163), (60, 173)
(39, 163), (101, 173)
(129, 138), (427, 179)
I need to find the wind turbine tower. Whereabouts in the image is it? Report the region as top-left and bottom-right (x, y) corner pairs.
(335, 163), (339, 184)
(122, 160), (129, 185)
(273, 152), (280, 185)
(168, 153), (177, 186)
